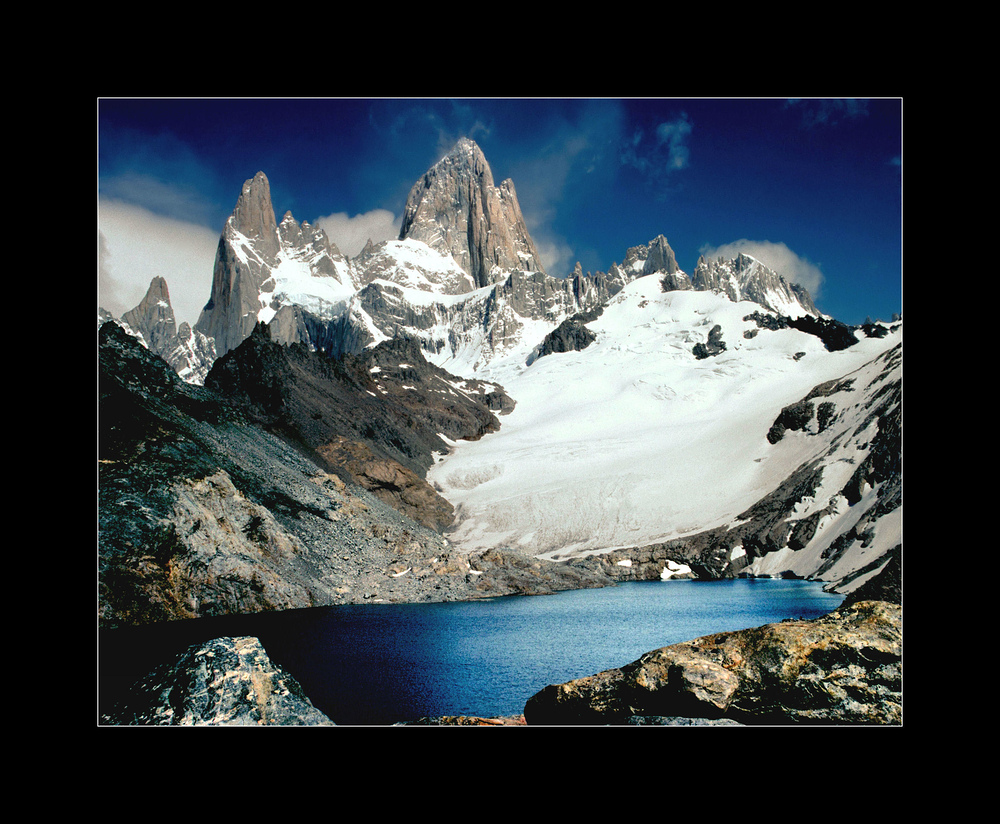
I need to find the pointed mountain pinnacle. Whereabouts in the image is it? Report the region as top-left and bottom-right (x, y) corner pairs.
(398, 137), (546, 289)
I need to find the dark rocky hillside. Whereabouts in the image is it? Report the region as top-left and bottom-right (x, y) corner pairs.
(98, 321), (610, 629)
(204, 323), (515, 528)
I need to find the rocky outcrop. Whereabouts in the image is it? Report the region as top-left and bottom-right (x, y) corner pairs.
(398, 137), (545, 288)
(523, 599), (901, 725)
(744, 309), (860, 352)
(316, 436), (455, 531)
(205, 323), (512, 482)
(528, 305), (603, 363)
(195, 172), (280, 356)
(692, 323), (727, 359)
(102, 636), (334, 726)
(121, 275), (177, 355)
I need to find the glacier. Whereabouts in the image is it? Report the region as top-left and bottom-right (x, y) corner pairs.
(425, 275), (901, 562)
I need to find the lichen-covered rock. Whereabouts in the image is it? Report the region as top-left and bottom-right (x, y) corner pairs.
(524, 600), (901, 726)
(102, 636), (334, 726)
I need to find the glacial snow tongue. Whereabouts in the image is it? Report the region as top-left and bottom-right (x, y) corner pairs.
(398, 137), (546, 289)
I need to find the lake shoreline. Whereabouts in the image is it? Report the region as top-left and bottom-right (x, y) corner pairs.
(100, 578), (848, 726)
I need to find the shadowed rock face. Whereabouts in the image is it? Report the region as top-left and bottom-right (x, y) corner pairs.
(524, 599), (901, 726)
(204, 322), (512, 484)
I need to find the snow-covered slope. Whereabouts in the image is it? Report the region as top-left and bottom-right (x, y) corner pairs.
(426, 275), (901, 570)
(256, 218), (357, 326)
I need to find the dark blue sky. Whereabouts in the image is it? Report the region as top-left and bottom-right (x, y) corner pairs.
(98, 97), (902, 326)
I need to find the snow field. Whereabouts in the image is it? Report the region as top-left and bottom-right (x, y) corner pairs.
(427, 276), (901, 560)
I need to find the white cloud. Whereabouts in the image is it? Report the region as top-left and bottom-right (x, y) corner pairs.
(315, 209), (400, 258)
(98, 198), (218, 327)
(699, 239), (825, 297)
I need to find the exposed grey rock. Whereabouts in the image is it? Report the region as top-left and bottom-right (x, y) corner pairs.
(121, 275), (177, 354)
(195, 172), (279, 356)
(625, 716), (743, 726)
(398, 137), (545, 288)
(194, 172), (355, 358)
(640, 234), (681, 276)
(523, 600), (901, 726)
(102, 636), (334, 726)
(103, 277), (217, 385)
(98, 320), (612, 629)
(529, 305), (603, 363)
(693, 324), (727, 359)
(766, 399), (816, 443)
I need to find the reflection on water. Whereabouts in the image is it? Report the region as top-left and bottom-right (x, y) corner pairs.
(99, 578), (842, 725)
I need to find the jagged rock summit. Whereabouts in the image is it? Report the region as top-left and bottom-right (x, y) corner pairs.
(691, 252), (819, 318)
(100, 276), (217, 385)
(99, 138), (899, 598)
(194, 171), (356, 357)
(398, 137), (546, 288)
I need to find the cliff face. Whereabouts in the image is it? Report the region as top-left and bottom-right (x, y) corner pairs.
(194, 172), (356, 358)
(204, 323), (514, 530)
(106, 277), (217, 385)
(691, 252), (819, 318)
(398, 137), (545, 288)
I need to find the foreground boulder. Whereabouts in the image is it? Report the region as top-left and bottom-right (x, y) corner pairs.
(524, 600), (901, 726)
(102, 636), (334, 726)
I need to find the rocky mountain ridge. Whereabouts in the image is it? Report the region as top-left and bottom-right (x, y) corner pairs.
(101, 277), (217, 385)
(397, 137), (546, 287)
(108, 139), (825, 387)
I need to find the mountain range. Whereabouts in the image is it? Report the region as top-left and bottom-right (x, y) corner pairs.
(98, 137), (901, 629)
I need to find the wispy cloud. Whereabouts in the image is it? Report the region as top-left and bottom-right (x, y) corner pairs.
(699, 238), (825, 298)
(785, 98), (870, 128)
(620, 111), (693, 178)
(500, 101), (627, 274)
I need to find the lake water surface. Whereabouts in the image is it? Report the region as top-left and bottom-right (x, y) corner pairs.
(99, 578), (843, 725)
